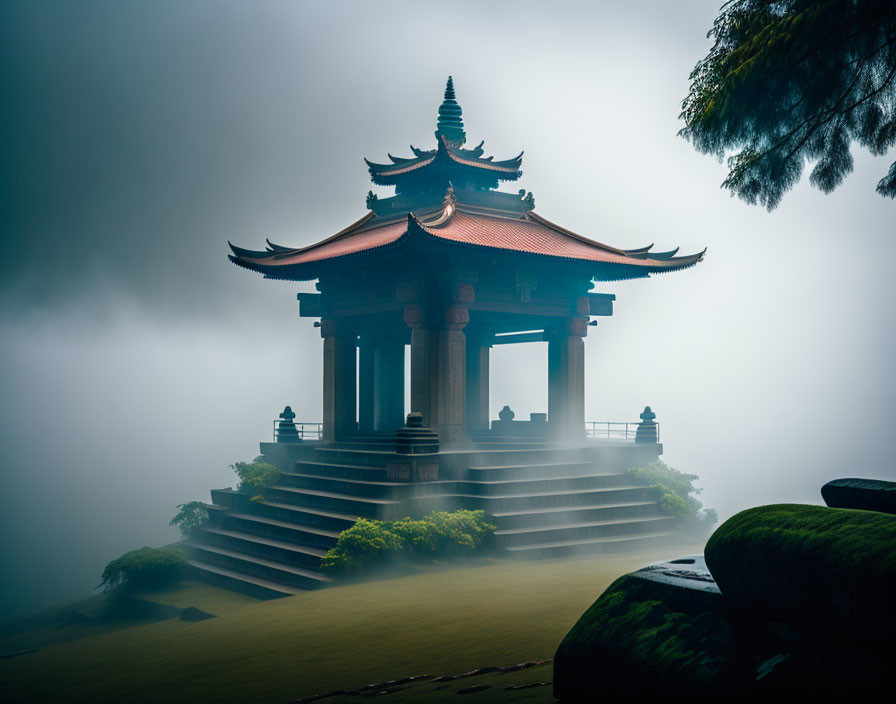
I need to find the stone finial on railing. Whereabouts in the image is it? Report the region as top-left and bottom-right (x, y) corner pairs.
(394, 412), (439, 454)
(276, 405), (301, 443)
(634, 406), (658, 444)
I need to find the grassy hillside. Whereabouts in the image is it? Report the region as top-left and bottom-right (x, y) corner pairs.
(1, 542), (702, 703)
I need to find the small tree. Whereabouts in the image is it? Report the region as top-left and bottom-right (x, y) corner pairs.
(169, 501), (208, 537)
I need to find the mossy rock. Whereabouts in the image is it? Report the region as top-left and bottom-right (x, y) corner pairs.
(554, 574), (738, 700)
(704, 504), (896, 635)
(821, 477), (896, 514)
(553, 558), (894, 701)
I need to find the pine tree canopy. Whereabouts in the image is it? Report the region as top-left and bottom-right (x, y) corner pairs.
(680, 0), (896, 209)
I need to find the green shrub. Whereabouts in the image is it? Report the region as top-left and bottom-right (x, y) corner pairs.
(627, 461), (716, 527)
(655, 488), (691, 519)
(321, 510), (496, 576)
(423, 510), (495, 552)
(232, 461), (280, 498)
(98, 547), (188, 593)
(169, 501), (208, 537)
(391, 517), (439, 553)
(320, 518), (408, 573)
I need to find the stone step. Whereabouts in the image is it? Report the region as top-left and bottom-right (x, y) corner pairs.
(493, 515), (680, 547)
(470, 441), (550, 451)
(502, 530), (680, 559)
(280, 473), (407, 499)
(459, 447), (599, 469)
(489, 500), (665, 530)
(449, 485), (657, 513)
(196, 527), (328, 568)
(310, 446), (396, 467)
(253, 501), (359, 532)
(187, 543), (331, 590)
(466, 461), (596, 481)
(326, 440), (397, 451)
(455, 473), (630, 496)
(188, 560), (300, 599)
(214, 511), (341, 548)
(292, 460), (388, 482)
(265, 486), (400, 518)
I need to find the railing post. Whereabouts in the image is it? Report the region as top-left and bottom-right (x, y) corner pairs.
(634, 406), (658, 444)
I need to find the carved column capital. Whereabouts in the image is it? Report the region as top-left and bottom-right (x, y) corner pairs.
(566, 316), (588, 338)
(443, 305), (470, 331)
(319, 319), (337, 339)
(403, 304), (427, 329)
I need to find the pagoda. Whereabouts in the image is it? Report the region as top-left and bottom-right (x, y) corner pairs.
(230, 76), (703, 448)
(190, 78), (705, 597)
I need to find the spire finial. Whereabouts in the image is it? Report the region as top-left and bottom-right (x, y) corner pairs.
(444, 76), (456, 100)
(435, 75), (465, 145)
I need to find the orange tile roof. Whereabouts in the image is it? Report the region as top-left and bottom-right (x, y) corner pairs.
(229, 202), (704, 281)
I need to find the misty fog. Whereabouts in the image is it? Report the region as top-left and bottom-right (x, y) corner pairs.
(2, 0), (894, 619)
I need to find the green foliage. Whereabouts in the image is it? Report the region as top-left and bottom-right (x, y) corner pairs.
(656, 490), (691, 519)
(321, 510), (496, 575)
(169, 501), (208, 538)
(232, 461), (280, 498)
(98, 547), (188, 593)
(420, 510), (496, 552)
(627, 461), (717, 527)
(705, 504), (896, 630)
(680, 0), (896, 208)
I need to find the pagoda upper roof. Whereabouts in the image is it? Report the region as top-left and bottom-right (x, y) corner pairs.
(364, 77), (523, 190)
(229, 188), (705, 282)
(365, 135), (523, 186)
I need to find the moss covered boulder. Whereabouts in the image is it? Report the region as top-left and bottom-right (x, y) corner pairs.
(555, 504), (896, 701)
(554, 561), (740, 700)
(821, 477), (896, 514)
(704, 503), (896, 633)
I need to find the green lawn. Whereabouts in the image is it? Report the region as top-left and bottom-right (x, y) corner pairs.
(0, 541), (703, 704)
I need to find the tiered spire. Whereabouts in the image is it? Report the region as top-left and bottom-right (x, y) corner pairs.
(435, 76), (466, 144)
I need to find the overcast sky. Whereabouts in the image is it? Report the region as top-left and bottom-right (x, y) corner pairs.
(2, 0), (894, 619)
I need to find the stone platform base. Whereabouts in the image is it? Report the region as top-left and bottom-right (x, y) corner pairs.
(188, 438), (677, 598)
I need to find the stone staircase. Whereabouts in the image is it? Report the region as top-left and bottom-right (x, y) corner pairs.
(187, 441), (678, 598)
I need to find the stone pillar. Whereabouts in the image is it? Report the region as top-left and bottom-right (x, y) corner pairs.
(465, 332), (490, 433)
(373, 336), (406, 432)
(405, 283), (472, 448)
(436, 305), (469, 446)
(321, 319), (357, 443)
(547, 317), (587, 441)
(358, 336), (375, 433)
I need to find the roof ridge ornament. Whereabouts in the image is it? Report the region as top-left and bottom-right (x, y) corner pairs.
(418, 185), (457, 228)
(435, 75), (466, 146)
